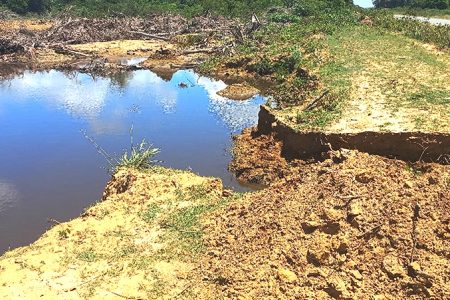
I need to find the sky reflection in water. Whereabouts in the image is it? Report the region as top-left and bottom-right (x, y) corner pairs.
(0, 69), (265, 253)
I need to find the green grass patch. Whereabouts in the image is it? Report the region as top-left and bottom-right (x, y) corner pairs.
(408, 88), (450, 106)
(389, 8), (450, 20)
(77, 249), (98, 262)
(141, 203), (162, 223)
(370, 10), (450, 49)
(160, 188), (243, 254)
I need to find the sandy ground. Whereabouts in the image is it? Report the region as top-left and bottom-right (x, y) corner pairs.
(329, 56), (450, 134)
(0, 167), (223, 299)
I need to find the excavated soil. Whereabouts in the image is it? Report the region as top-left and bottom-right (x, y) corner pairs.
(202, 146), (450, 299)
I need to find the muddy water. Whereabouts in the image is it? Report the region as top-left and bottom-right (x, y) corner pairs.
(0, 69), (265, 254)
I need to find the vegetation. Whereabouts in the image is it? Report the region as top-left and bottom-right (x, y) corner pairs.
(82, 128), (159, 172)
(390, 7), (450, 18)
(370, 10), (450, 48)
(198, 0), (449, 130)
(0, 0), (284, 16)
(117, 139), (159, 170)
(373, 0), (450, 9)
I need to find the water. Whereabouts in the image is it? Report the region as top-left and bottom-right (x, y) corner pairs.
(0, 68), (265, 254)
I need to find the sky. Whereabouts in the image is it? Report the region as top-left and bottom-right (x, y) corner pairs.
(354, 0), (374, 8)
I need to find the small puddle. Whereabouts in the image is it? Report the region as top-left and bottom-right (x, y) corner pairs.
(0, 68), (265, 253)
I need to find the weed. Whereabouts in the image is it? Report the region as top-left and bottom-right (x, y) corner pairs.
(141, 203), (162, 223)
(414, 117), (425, 129)
(296, 109), (338, 129)
(82, 126), (159, 172)
(161, 205), (210, 253)
(78, 249), (98, 262)
(118, 139), (159, 170)
(117, 245), (137, 258)
(58, 228), (70, 240)
(405, 164), (423, 176)
(408, 89), (450, 106)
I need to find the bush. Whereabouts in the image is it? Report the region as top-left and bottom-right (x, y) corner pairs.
(370, 10), (450, 49)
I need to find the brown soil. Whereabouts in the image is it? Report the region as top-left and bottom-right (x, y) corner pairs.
(229, 128), (293, 185)
(217, 83), (260, 100)
(202, 146), (450, 299)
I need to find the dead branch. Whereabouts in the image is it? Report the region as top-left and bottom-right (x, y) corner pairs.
(52, 46), (93, 58)
(410, 202), (421, 263)
(127, 30), (170, 41)
(182, 48), (215, 55)
(305, 90), (330, 111)
(170, 63), (199, 69)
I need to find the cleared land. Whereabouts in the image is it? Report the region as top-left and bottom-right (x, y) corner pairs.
(0, 9), (449, 300)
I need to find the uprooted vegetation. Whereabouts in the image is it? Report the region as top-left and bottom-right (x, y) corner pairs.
(0, 13), (243, 71)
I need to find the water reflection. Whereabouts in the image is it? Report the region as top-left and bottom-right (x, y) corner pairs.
(0, 69), (264, 133)
(0, 68), (265, 253)
(0, 181), (18, 213)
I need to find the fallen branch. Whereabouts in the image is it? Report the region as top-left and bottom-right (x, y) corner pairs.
(305, 90), (330, 111)
(53, 46), (93, 58)
(170, 63), (199, 69)
(182, 48), (215, 55)
(410, 202), (421, 263)
(127, 30), (170, 41)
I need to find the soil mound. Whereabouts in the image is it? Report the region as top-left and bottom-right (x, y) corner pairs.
(202, 149), (450, 299)
(217, 83), (260, 100)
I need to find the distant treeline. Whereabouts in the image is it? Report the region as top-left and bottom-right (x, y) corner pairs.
(373, 0), (449, 9)
(0, 0), (352, 16)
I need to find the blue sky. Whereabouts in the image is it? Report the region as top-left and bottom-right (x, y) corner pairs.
(354, 0), (374, 8)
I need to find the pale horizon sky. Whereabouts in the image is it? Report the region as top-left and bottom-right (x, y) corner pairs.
(354, 0), (374, 8)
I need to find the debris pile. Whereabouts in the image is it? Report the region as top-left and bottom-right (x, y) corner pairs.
(0, 8), (17, 20)
(202, 148), (450, 299)
(0, 38), (24, 55)
(0, 14), (239, 57)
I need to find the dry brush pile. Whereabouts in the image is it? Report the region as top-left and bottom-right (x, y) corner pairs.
(0, 13), (240, 57)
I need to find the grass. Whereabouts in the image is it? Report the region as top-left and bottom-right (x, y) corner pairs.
(207, 7), (450, 132)
(140, 203), (162, 223)
(370, 10), (450, 49)
(117, 139), (159, 170)
(408, 88), (450, 106)
(162, 205), (211, 253)
(161, 185), (218, 253)
(389, 8), (450, 20)
(77, 249), (98, 262)
(82, 127), (159, 172)
(159, 185), (243, 254)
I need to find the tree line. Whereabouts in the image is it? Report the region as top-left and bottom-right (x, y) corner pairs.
(373, 0), (449, 9)
(0, 0), (351, 16)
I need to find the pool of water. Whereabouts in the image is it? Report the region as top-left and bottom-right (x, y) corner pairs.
(0, 68), (265, 254)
